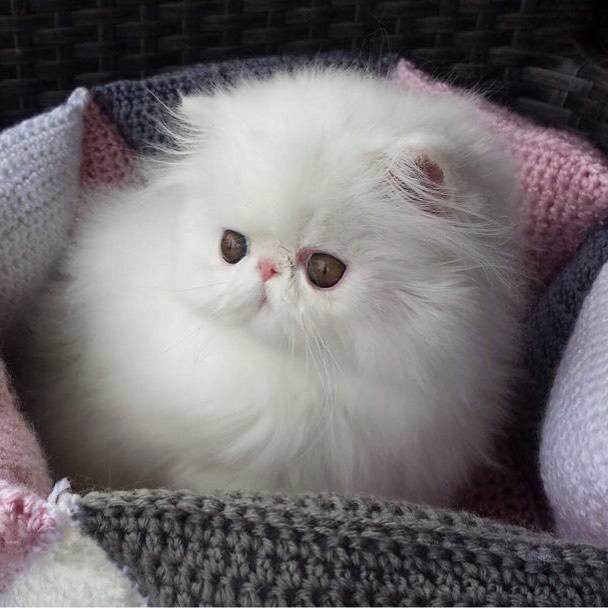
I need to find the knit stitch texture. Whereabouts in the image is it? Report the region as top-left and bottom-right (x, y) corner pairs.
(540, 260), (608, 547)
(0, 481), (56, 592)
(78, 489), (608, 607)
(0, 359), (50, 497)
(0, 87), (147, 602)
(0, 480), (146, 605)
(0, 88), (89, 336)
(81, 100), (135, 189)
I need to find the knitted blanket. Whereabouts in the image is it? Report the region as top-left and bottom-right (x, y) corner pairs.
(1, 52), (608, 605)
(77, 490), (608, 607)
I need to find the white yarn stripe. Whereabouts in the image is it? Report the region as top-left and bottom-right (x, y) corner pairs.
(0, 89), (89, 336)
(541, 261), (608, 547)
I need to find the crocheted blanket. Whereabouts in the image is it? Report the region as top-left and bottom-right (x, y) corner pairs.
(1, 52), (608, 605)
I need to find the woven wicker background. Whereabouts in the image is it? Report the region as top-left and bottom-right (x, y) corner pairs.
(1, 1), (607, 151)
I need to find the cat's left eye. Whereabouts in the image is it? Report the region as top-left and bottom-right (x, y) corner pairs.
(221, 230), (248, 264)
(306, 252), (346, 289)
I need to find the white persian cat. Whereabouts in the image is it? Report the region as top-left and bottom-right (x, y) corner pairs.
(18, 68), (521, 504)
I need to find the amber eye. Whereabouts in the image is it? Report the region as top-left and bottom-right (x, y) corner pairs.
(221, 230), (248, 264)
(306, 252), (346, 289)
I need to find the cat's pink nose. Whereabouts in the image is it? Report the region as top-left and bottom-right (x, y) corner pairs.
(258, 259), (278, 283)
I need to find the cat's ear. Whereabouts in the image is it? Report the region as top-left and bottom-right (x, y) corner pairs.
(382, 133), (455, 215)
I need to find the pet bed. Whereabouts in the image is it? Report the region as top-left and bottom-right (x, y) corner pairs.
(1, 50), (608, 605)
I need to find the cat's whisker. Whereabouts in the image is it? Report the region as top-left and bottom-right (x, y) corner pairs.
(296, 319), (331, 433)
(307, 324), (334, 391)
(287, 320), (297, 362)
(305, 325), (338, 452)
(310, 323), (345, 380)
(307, 326), (343, 457)
(302, 335), (338, 462)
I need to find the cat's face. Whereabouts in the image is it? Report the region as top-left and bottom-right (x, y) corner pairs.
(171, 124), (457, 368)
(167, 72), (514, 370)
(173, 140), (361, 342)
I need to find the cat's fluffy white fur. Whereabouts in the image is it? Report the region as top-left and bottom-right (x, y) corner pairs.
(19, 68), (521, 504)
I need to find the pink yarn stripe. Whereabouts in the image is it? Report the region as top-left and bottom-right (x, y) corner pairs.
(0, 360), (50, 497)
(81, 100), (135, 189)
(0, 481), (57, 592)
(396, 59), (608, 288)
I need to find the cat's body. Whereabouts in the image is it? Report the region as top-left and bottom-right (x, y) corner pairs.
(18, 68), (521, 504)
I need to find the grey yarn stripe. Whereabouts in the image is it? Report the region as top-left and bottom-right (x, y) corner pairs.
(78, 489), (608, 607)
(92, 51), (397, 153)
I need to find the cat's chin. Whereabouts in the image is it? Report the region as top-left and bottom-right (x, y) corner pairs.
(191, 296), (294, 350)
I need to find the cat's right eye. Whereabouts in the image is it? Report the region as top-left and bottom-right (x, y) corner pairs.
(221, 230), (248, 264)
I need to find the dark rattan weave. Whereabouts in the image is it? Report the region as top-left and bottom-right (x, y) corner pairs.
(2, 1), (608, 152)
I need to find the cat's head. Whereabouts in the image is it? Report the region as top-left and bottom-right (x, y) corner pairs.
(162, 70), (517, 372)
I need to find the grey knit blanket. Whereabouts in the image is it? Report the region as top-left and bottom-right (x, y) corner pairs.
(78, 489), (608, 607)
